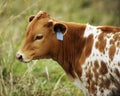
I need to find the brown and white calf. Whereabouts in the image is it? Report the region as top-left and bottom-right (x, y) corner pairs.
(16, 11), (120, 96)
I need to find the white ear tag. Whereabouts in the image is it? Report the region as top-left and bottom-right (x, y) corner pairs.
(57, 32), (63, 40)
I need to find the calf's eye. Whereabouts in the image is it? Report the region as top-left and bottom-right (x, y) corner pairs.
(35, 34), (43, 40)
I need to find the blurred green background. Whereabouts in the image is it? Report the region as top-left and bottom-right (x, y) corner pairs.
(0, 0), (120, 96)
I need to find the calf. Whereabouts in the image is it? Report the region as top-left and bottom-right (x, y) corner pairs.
(16, 11), (120, 96)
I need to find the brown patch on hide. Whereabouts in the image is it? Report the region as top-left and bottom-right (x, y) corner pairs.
(95, 33), (106, 53)
(109, 45), (116, 61)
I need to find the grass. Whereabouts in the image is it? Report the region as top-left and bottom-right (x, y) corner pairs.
(0, 59), (83, 96)
(0, 0), (120, 96)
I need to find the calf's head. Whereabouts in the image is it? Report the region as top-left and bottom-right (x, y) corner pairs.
(16, 11), (67, 62)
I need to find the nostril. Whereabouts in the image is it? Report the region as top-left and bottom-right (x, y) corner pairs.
(16, 53), (23, 61)
(18, 55), (23, 60)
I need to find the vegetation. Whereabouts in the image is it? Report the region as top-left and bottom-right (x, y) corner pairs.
(0, 0), (120, 96)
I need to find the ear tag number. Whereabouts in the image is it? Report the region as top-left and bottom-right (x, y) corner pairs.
(57, 32), (63, 41)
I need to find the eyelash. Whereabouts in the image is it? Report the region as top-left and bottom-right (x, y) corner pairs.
(35, 34), (43, 40)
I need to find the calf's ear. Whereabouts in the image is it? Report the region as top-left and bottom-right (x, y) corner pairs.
(54, 23), (67, 34)
(29, 15), (35, 22)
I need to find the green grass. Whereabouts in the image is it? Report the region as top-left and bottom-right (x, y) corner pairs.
(0, 59), (83, 96)
(0, 0), (120, 96)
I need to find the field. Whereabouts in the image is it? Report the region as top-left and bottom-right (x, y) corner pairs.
(0, 0), (120, 96)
